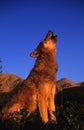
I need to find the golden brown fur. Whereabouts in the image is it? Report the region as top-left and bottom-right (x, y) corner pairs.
(1, 31), (58, 123)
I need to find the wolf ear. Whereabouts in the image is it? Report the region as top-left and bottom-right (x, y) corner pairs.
(30, 49), (39, 58)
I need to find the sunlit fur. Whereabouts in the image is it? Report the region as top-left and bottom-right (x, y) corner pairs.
(1, 31), (58, 123)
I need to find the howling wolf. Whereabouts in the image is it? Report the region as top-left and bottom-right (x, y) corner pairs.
(1, 31), (58, 123)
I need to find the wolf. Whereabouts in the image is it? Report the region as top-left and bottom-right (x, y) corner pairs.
(1, 31), (58, 123)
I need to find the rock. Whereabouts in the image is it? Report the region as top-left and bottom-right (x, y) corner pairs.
(57, 78), (84, 93)
(0, 73), (23, 93)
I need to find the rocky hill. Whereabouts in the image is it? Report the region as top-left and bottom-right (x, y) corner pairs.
(57, 78), (84, 92)
(0, 73), (23, 93)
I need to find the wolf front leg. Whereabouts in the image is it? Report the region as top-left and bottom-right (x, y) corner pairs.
(48, 83), (56, 121)
(38, 93), (49, 123)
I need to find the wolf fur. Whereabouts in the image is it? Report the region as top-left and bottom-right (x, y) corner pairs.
(1, 31), (58, 123)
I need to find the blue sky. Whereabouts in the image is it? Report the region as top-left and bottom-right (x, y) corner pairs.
(0, 0), (84, 82)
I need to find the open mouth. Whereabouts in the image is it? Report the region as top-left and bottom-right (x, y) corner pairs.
(45, 31), (58, 42)
(47, 31), (58, 39)
(51, 35), (58, 39)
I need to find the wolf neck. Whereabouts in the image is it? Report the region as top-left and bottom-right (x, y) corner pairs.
(34, 52), (56, 72)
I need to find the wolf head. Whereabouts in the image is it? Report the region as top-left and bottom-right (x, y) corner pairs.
(30, 31), (58, 58)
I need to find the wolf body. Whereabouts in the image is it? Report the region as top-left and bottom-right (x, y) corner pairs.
(1, 31), (58, 123)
